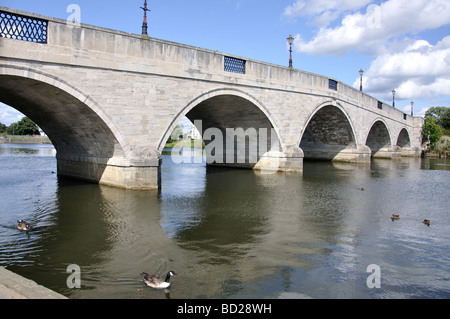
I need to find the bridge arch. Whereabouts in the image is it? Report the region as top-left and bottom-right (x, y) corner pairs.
(0, 65), (138, 187)
(0, 65), (129, 156)
(365, 119), (393, 158)
(396, 128), (411, 148)
(159, 88), (284, 170)
(299, 102), (359, 161)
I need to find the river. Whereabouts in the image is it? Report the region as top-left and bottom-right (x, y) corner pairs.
(0, 143), (449, 299)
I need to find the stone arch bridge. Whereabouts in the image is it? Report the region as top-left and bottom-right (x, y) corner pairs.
(0, 7), (423, 190)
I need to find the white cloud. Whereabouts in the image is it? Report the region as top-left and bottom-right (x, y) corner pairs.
(285, 0), (450, 106)
(358, 36), (450, 100)
(288, 0), (450, 56)
(284, 0), (372, 27)
(0, 103), (24, 126)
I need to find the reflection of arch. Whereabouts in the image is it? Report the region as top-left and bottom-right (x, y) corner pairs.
(158, 88), (281, 152)
(396, 128), (411, 148)
(365, 119), (391, 156)
(0, 65), (128, 160)
(299, 102), (357, 160)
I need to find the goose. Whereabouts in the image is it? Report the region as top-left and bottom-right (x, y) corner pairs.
(423, 219), (431, 226)
(391, 214), (400, 220)
(141, 271), (177, 289)
(17, 220), (31, 231)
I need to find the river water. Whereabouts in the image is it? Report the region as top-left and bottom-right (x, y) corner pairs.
(0, 143), (449, 299)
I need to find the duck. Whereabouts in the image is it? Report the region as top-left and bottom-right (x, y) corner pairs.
(423, 219), (431, 226)
(141, 271), (177, 289)
(17, 220), (31, 231)
(391, 214), (400, 220)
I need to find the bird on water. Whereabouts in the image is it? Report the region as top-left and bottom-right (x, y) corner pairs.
(17, 220), (31, 231)
(141, 271), (177, 289)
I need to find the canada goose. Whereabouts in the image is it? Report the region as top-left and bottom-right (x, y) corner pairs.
(391, 214), (400, 220)
(141, 271), (177, 289)
(17, 220), (31, 231)
(423, 219), (431, 226)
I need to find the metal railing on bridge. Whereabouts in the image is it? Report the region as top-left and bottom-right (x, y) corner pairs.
(0, 10), (48, 44)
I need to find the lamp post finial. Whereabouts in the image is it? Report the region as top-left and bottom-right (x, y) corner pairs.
(141, 0), (151, 36)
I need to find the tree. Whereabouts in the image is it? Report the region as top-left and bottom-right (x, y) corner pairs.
(422, 117), (442, 148)
(6, 117), (40, 136)
(425, 106), (449, 127)
(0, 122), (6, 134)
(168, 125), (183, 143)
(441, 108), (450, 130)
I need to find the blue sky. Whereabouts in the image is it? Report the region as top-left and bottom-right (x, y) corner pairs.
(1, 0), (450, 126)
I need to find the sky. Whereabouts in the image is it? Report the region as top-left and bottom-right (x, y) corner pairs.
(1, 0), (450, 126)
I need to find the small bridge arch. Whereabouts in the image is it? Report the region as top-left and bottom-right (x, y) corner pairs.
(299, 101), (370, 162)
(365, 119), (395, 158)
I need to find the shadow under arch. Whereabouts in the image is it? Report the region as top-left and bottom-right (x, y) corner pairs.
(396, 128), (411, 148)
(365, 119), (393, 158)
(0, 65), (129, 184)
(159, 88), (284, 170)
(299, 102), (359, 161)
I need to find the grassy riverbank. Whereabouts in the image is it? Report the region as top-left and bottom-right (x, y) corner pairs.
(164, 139), (205, 149)
(0, 135), (52, 144)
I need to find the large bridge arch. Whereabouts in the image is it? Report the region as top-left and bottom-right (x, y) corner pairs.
(158, 88), (281, 151)
(299, 102), (370, 163)
(0, 65), (129, 156)
(158, 88), (301, 172)
(0, 65), (158, 189)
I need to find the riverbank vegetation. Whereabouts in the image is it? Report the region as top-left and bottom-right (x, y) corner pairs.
(422, 106), (450, 157)
(164, 124), (205, 149)
(164, 139), (205, 149)
(0, 117), (40, 136)
(0, 117), (51, 144)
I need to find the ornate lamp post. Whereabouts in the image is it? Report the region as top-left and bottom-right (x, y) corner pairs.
(287, 34), (294, 69)
(359, 68), (364, 91)
(411, 101), (414, 117)
(141, 0), (150, 36)
(392, 89), (396, 108)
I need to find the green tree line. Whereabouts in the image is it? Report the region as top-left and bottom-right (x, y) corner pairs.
(422, 106), (450, 149)
(0, 117), (40, 136)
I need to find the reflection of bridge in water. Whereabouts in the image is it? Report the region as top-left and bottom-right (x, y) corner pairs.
(0, 7), (423, 190)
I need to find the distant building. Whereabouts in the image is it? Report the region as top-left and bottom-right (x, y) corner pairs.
(187, 125), (201, 140)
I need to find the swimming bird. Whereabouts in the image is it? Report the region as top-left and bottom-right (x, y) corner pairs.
(391, 214), (400, 220)
(141, 271), (177, 289)
(423, 219), (431, 226)
(17, 220), (31, 231)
